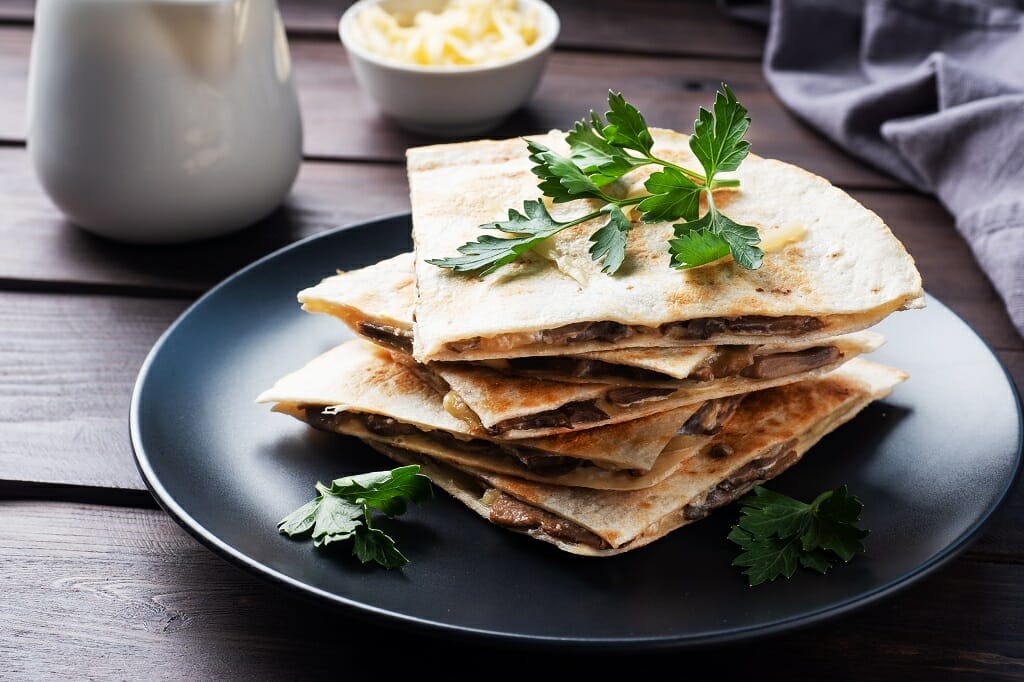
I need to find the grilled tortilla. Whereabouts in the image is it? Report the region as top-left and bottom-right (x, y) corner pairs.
(256, 339), (719, 473)
(298, 252), (418, 355)
(432, 331), (883, 438)
(408, 128), (923, 362)
(366, 358), (908, 556)
(298, 252), (879, 388)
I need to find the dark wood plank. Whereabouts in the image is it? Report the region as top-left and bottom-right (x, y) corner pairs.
(0, 147), (409, 295)
(0, 0), (28, 21)
(0, 0), (766, 59)
(0, 293), (188, 490)
(0, 25), (26, 138)
(0, 25), (895, 189)
(2, 501), (1023, 679)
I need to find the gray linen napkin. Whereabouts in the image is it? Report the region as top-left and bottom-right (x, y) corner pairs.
(721, 0), (1024, 338)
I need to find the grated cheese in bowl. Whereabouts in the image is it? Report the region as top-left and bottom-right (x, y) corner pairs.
(351, 0), (541, 67)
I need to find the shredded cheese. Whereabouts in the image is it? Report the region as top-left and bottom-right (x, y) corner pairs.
(351, 0), (540, 67)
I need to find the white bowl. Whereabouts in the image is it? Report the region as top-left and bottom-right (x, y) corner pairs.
(339, 0), (560, 136)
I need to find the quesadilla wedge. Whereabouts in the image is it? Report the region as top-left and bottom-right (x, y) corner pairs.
(408, 128), (923, 363)
(432, 330), (883, 439)
(366, 358), (907, 556)
(298, 252), (417, 355)
(256, 338), (730, 473)
(298, 252), (881, 389)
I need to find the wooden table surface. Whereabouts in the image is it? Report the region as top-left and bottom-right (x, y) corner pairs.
(3, 1), (1023, 677)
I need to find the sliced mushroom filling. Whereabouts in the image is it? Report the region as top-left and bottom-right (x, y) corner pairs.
(444, 315), (825, 353)
(483, 393), (737, 436)
(486, 491), (610, 550)
(680, 395), (744, 435)
(357, 321), (413, 354)
(303, 407), (591, 476)
(485, 400), (611, 436)
(682, 439), (799, 521)
(457, 344), (841, 387)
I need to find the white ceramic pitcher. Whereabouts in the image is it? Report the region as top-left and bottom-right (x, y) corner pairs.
(28, 0), (303, 244)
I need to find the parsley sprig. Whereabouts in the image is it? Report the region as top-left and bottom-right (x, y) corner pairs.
(428, 84), (763, 276)
(728, 485), (869, 586)
(278, 465), (433, 569)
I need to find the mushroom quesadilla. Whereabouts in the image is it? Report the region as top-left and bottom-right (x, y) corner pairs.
(408, 129), (923, 363)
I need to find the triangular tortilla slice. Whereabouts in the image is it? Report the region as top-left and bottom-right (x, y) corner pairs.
(408, 128), (923, 362)
(256, 338), (713, 473)
(297, 252), (881, 388)
(433, 331), (883, 438)
(298, 252), (417, 355)
(366, 358), (907, 556)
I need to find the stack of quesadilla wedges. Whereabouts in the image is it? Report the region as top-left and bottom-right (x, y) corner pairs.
(257, 128), (923, 557)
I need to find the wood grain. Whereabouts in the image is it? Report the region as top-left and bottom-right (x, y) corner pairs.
(0, 25), (895, 189)
(0, 25), (26, 138)
(0, 293), (187, 490)
(1, 501), (1023, 678)
(0, 0), (767, 59)
(0, 147), (408, 295)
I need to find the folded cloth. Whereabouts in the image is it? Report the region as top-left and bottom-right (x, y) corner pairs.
(719, 0), (1024, 338)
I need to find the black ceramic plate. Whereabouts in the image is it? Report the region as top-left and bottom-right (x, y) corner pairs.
(131, 215), (1022, 650)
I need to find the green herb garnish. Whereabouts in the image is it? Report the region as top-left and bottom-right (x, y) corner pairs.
(428, 84), (762, 276)
(727, 485), (869, 586)
(278, 465), (433, 569)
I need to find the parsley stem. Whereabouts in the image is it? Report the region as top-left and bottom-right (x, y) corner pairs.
(558, 196), (642, 229)
(641, 154), (741, 190)
(560, 208), (607, 228)
(641, 154), (705, 184)
(704, 187), (718, 216)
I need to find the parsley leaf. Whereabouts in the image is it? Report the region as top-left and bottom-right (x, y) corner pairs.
(728, 485), (869, 586)
(527, 139), (603, 203)
(670, 205), (763, 270)
(588, 205), (633, 274)
(426, 199), (629, 276)
(602, 91), (655, 155)
(278, 465), (433, 569)
(668, 227), (731, 269)
(566, 113), (641, 187)
(425, 200), (569, 275)
(689, 83), (751, 180)
(639, 167), (701, 223)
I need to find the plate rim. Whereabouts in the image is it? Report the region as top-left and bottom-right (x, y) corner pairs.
(129, 214), (1024, 651)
